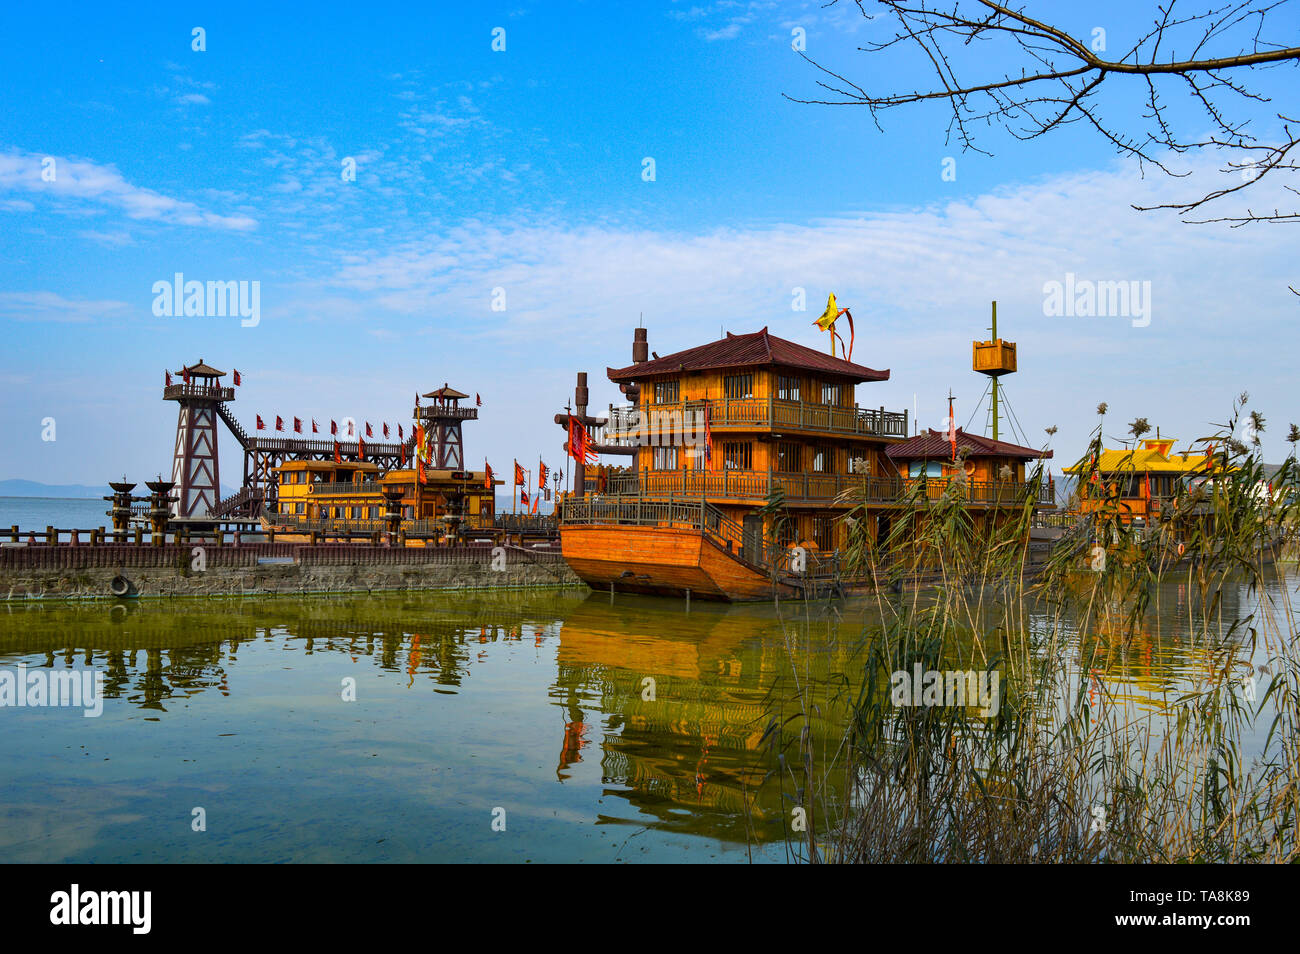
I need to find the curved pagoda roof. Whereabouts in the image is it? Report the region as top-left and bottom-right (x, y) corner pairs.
(422, 384), (469, 399)
(176, 359), (225, 377)
(1062, 439), (1210, 475)
(607, 327), (889, 384)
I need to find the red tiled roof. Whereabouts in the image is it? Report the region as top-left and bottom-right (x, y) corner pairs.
(607, 327), (889, 383)
(886, 427), (1052, 460)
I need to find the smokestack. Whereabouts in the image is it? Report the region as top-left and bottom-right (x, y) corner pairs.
(575, 372), (589, 413)
(633, 327), (648, 364)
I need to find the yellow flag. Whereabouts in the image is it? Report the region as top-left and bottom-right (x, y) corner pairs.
(815, 293), (839, 331)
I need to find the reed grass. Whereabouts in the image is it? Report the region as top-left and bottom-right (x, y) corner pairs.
(754, 397), (1300, 863)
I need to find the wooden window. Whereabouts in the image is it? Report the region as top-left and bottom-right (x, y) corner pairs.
(777, 374), (800, 401)
(813, 516), (833, 551)
(821, 381), (844, 405)
(652, 445), (678, 470)
(723, 441), (752, 470)
(724, 373), (754, 400)
(775, 517), (797, 548)
(777, 441), (801, 472)
(295, 502), (304, 515)
(654, 380), (679, 404)
(812, 444), (835, 473)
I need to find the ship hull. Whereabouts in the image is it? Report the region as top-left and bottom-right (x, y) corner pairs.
(559, 524), (798, 601)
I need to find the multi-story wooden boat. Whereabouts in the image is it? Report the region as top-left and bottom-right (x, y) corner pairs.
(558, 326), (1054, 601)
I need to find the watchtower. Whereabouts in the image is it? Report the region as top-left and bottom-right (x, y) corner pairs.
(165, 359), (233, 518)
(416, 384), (477, 470)
(972, 301), (1017, 441)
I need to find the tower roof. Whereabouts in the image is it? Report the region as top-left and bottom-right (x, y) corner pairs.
(607, 327), (889, 383)
(176, 359), (225, 377)
(422, 384), (469, 399)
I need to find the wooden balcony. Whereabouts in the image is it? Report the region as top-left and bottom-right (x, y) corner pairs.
(163, 383), (235, 402)
(415, 405), (478, 421)
(306, 481), (384, 495)
(601, 469), (1053, 507)
(605, 398), (908, 445)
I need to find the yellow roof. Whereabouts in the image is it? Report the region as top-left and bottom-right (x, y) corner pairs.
(1063, 439), (1211, 476)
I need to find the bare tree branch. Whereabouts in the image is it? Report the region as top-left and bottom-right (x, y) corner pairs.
(792, 0), (1300, 233)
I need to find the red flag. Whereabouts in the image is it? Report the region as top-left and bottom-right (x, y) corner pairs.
(400, 443), (406, 467)
(358, 437), (366, 460)
(256, 415), (265, 431)
(398, 423), (404, 440)
(567, 415), (598, 464)
(1144, 472), (1152, 500)
(484, 461), (494, 490)
(530, 492), (540, 514)
(182, 367), (191, 385)
(293, 417), (302, 434)
(538, 462), (548, 489)
(476, 393), (482, 407)
(330, 419), (337, 436)
(165, 371), (173, 387)
(520, 490), (529, 507)
(366, 422), (373, 438)
(414, 392), (420, 409)
(333, 440), (341, 463)
(233, 368), (242, 386)
(514, 460), (525, 486)
(276, 415), (284, 432)
(383, 422), (390, 439)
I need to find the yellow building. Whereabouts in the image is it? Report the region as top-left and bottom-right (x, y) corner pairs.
(265, 458), (501, 541)
(1064, 437), (1212, 523)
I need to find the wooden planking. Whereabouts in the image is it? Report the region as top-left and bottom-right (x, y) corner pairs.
(559, 524), (795, 601)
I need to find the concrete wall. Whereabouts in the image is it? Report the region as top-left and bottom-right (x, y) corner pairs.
(0, 543), (582, 601)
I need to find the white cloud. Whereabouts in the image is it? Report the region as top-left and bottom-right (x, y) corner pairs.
(0, 150), (257, 231)
(293, 152), (1298, 461)
(0, 291), (132, 323)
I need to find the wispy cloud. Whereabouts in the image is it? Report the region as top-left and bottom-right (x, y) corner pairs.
(0, 291), (132, 323)
(0, 150), (257, 231)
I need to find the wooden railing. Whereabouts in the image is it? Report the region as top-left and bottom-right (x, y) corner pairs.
(307, 481), (384, 495)
(605, 398), (909, 444)
(164, 383), (235, 402)
(600, 469), (1053, 506)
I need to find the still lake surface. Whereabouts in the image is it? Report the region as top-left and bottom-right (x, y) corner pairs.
(0, 499), (1292, 862)
(0, 579), (1291, 863)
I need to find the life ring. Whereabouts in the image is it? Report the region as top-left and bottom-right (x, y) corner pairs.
(1176, 542), (1186, 558)
(109, 575), (131, 597)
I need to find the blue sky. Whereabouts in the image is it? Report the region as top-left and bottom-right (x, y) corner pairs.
(2, 0), (1298, 493)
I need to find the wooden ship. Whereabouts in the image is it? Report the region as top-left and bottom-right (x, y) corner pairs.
(556, 320), (1054, 601)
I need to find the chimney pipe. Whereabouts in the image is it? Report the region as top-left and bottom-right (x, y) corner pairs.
(632, 327), (648, 364)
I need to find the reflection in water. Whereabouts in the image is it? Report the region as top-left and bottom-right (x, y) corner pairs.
(0, 576), (1286, 862)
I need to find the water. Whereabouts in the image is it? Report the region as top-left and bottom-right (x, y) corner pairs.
(0, 497), (112, 536)
(0, 575), (1292, 863)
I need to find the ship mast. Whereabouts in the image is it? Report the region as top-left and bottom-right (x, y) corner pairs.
(973, 300), (1017, 441)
